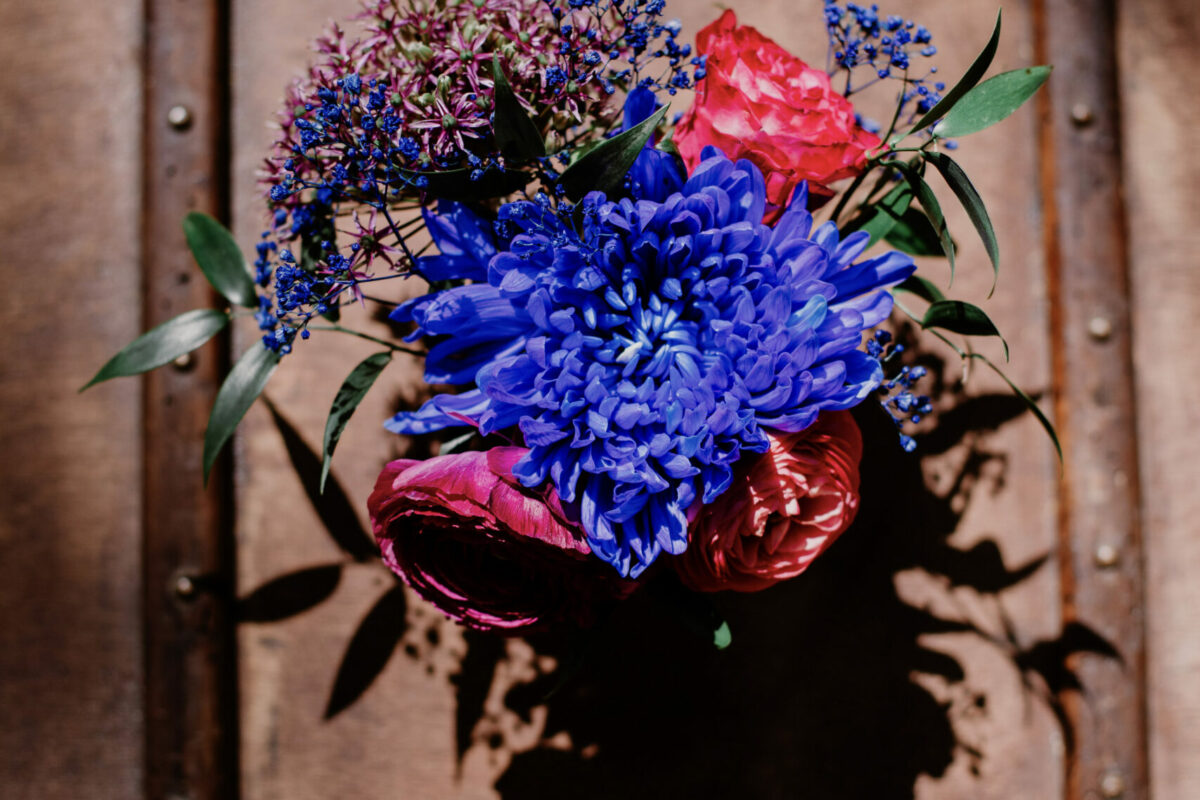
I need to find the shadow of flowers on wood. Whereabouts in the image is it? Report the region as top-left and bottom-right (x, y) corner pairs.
(237, 342), (1119, 799)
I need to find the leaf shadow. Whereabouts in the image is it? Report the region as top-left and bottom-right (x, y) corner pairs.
(324, 583), (409, 719)
(264, 397), (378, 562)
(238, 563), (343, 623)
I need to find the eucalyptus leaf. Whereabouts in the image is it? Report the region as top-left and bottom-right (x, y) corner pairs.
(885, 207), (950, 257)
(844, 181), (913, 247)
(887, 161), (956, 283)
(82, 309), (228, 390)
(438, 429), (476, 455)
(925, 152), (999, 295)
(923, 300), (1008, 360)
(936, 66), (1052, 139)
(203, 342), (281, 482)
(559, 103), (668, 201)
(491, 56), (546, 159)
(895, 275), (947, 304)
(904, 10), (1003, 138)
(183, 212), (258, 308)
(969, 353), (1062, 462)
(321, 351), (392, 493)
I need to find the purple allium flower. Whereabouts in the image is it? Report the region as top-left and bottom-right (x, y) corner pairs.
(386, 145), (916, 577)
(253, 0), (704, 353)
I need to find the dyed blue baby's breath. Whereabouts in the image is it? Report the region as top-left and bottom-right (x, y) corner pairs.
(388, 146), (914, 577)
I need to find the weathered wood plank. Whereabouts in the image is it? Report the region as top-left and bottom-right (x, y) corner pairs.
(141, 0), (240, 797)
(1117, 1), (1200, 797)
(1037, 0), (1149, 797)
(0, 1), (146, 797)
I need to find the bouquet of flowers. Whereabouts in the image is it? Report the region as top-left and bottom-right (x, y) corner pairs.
(86, 0), (1053, 641)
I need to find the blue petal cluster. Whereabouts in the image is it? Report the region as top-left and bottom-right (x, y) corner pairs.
(388, 146), (914, 577)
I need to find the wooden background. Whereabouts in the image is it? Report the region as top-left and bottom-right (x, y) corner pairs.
(1, 0), (1197, 798)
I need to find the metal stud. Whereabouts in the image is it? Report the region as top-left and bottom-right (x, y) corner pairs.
(167, 104), (193, 130)
(1071, 102), (1094, 127)
(173, 574), (197, 599)
(1099, 769), (1125, 797)
(172, 352), (194, 371)
(1095, 543), (1120, 569)
(1088, 315), (1113, 341)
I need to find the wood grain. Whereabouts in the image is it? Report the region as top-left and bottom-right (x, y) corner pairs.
(141, 0), (240, 797)
(1117, 1), (1200, 797)
(1037, 0), (1150, 797)
(0, 1), (146, 797)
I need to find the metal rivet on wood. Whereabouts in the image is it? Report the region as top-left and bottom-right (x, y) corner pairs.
(1095, 543), (1120, 569)
(167, 104), (193, 130)
(1088, 315), (1113, 341)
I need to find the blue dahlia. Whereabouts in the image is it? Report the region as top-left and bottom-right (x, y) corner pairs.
(387, 144), (914, 577)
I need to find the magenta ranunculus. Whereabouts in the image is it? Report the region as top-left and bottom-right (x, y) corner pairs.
(367, 447), (635, 633)
(674, 411), (863, 593)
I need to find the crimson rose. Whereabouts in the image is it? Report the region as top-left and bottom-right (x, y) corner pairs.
(675, 412), (863, 593)
(676, 10), (880, 217)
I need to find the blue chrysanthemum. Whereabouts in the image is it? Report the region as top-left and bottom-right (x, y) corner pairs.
(388, 142), (914, 577)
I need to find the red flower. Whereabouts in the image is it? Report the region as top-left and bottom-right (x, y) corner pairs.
(368, 447), (635, 633)
(675, 412), (863, 593)
(675, 10), (879, 218)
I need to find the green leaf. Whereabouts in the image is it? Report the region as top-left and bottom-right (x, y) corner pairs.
(925, 152), (999, 295)
(885, 207), (950, 257)
(712, 620), (733, 650)
(887, 161), (956, 283)
(559, 103), (668, 201)
(650, 576), (732, 650)
(904, 10), (1003, 138)
(844, 182), (913, 247)
(182, 212), (258, 308)
(400, 166), (531, 201)
(491, 57), (546, 159)
(969, 353), (1062, 463)
(936, 66), (1052, 139)
(922, 299), (1008, 360)
(82, 309), (228, 390)
(320, 352), (392, 493)
(438, 429), (476, 455)
(203, 342), (281, 482)
(894, 275), (947, 304)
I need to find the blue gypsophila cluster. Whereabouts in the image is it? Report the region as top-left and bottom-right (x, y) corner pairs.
(823, 1), (943, 132)
(386, 124), (915, 576)
(868, 329), (932, 452)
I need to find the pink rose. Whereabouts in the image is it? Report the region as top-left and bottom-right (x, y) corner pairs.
(675, 412), (863, 593)
(675, 10), (880, 218)
(368, 447), (634, 633)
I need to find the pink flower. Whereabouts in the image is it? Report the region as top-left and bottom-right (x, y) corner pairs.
(675, 412), (863, 593)
(367, 447), (634, 633)
(675, 10), (880, 218)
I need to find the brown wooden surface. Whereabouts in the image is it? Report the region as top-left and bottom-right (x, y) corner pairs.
(1038, 0), (1150, 797)
(0, 1), (147, 798)
(141, 0), (239, 797)
(2, 0), (1198, 798)
(1118, 0), (1200, 797)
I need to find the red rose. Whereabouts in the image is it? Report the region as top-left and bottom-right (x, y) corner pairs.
(676, 10), (880, 217)
(675, 412), (863, 593)
(368, 447), (635, 633)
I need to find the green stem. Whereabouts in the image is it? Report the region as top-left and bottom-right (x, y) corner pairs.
(307, 324), (425, 357)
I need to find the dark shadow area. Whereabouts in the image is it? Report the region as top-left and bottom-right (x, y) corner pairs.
(241, 336), (1118, 798)
(472, 342), (1111, 799)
